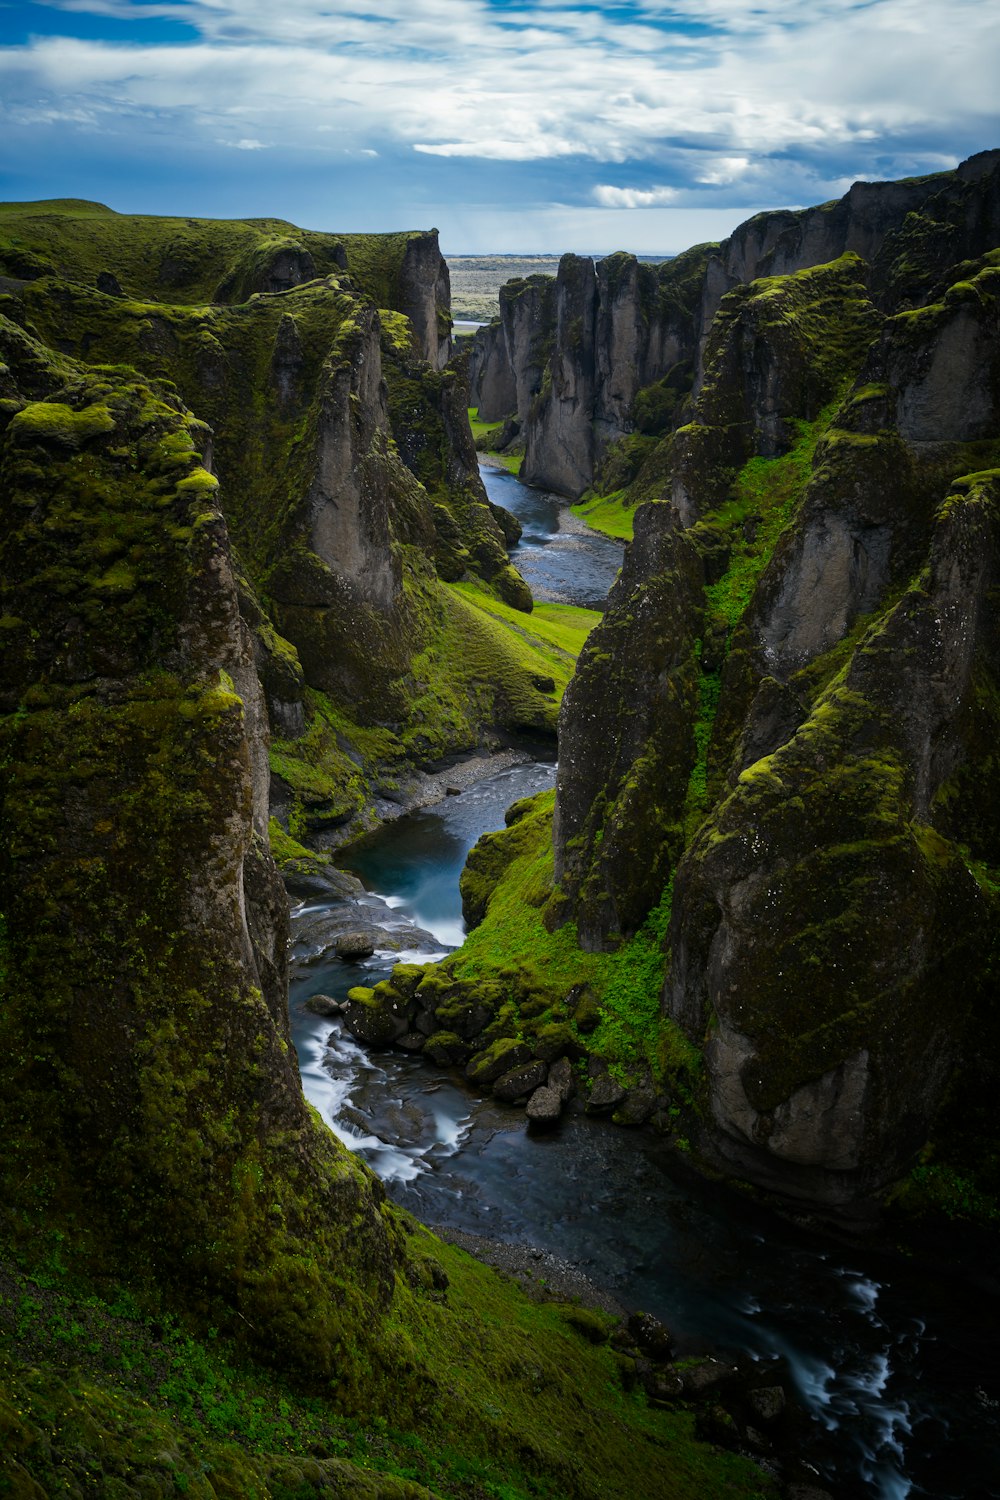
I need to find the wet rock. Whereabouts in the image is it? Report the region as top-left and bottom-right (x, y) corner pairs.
(424, 1031), (473, 1067)
(396, 1032), (426, 1053)
(342, 986), (410, 1048)
(585, 1073), (627, 1113)
(525, 1085), (563, 1126)
(613, 1087), (657, 1127)
(547, 1056), (575, 1103)
(681, 1357), (740, 1397)
(282, 862), (364, 900)
(304, 993), (342, 1017)
(626, 1311), (675, 1362)
(694, 1404), (741, 1450)
(646, 1371), (684, 1405)
(493, 1059), (548, 1102)
(748, 1385), (787, 1423)
(335, 929), (377, 960)
(466, 1038), (533, 1087)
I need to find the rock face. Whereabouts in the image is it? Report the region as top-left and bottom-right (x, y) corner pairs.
(469, 246), (707, 496)
(470, 151), (1000, 501)
(1, 205), (557, 848)
(397, 230), (453, 370)
(0, 319), (399, 1370)
(551, 151), (1000, 1214)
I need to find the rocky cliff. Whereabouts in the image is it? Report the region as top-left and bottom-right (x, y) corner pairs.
(0, 203), (558, 848)
(471, 150), (1000, 503)
(469, 243), (709, 496)
(0, 317), (400, 1374)
(0, 202), (770, 1500)
(549, 152), (1000, 1215)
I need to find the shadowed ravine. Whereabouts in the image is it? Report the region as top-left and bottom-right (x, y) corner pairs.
(289, 481), (998, 1500)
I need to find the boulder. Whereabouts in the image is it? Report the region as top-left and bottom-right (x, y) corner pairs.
(335, 929), (377, 960)
(526, 1085), (563, 1126)
(342, 986), (410, 1048)
(466, 1038), (533, 1087)
(613, 1087), (657, 1127)
(493, 1060), (548, 1102)
(304, 993), (342, 1017)
(585, 1073), (627, 1113)
(747, 1385), (786, 1424)
(424, 1031), (473, 1067)
(547, 1056), (575, 1103)
(626, 1311), (675, 1362)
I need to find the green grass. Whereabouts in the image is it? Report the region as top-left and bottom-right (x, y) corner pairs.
(0, 198), (430, 312)
(445, 793), (699, 1091)
(0, 1239), (774, 1500)
(701, 405), (836, 630)
(468, 407), (522, 472)
(450, 582), (600, 696)
(570, 490), (638, 540)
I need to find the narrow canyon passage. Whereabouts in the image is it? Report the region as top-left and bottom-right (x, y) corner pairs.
(288, 473), (998, 1500)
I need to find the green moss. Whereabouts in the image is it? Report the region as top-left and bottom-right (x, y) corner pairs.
(698, 404), (837, 632)
(442, 794), (697, 1090)
(0, 1242), (774, 1500)
(8, 399), (116, 448)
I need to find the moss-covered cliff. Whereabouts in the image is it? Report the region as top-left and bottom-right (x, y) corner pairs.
(0, 201), (564, 847)
(395, 153), (1000, 1228)
(0, 216), (773, 1499)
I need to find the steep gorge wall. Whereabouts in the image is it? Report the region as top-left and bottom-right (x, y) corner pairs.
(0, 320), (400, 1371)
(0, 205), (553, 844)
(471, 150), (1000, 501)
(549, 153), (1000, 1214)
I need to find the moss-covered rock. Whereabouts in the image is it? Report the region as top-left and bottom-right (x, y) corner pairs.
(0, 326), (401, 1380)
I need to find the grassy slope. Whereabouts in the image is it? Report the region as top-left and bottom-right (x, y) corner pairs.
(0, 198), (424, 310)
(570, 491), (637, 540)
(468, 408), (522, 474)
(0, 1233), (773, 1500)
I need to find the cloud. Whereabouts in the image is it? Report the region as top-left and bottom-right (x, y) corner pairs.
(593, 184), (678, 207)
(1, 0), (996, 235)
(696, 156), (750, 186)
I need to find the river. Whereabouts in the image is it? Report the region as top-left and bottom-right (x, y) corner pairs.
(287, 466), (999, 1500)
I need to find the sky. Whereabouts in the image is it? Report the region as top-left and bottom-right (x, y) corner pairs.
(0, 0), (997, 255)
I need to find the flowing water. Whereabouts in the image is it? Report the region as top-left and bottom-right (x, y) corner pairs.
(287, 471), (999, 1499)
(478, 461), (625, 609)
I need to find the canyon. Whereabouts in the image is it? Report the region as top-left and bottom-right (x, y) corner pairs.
(1, 153), (999, 1497)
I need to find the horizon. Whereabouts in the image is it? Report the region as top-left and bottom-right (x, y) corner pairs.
(1, 1), (996, 256)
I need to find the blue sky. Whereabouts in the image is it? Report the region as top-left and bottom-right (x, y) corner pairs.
(0, 0), (997, 254)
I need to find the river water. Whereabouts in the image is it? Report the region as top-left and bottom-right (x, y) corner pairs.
(287, 468), (999, 1500)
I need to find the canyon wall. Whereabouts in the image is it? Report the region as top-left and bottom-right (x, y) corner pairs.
(550, 152), (1000, 1213)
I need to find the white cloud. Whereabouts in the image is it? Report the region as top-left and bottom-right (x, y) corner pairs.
(696, 156), (750, 185)
(593, 184), (678, 207)
(1, 0), (996, 205)
(228, 137), (267, 149)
